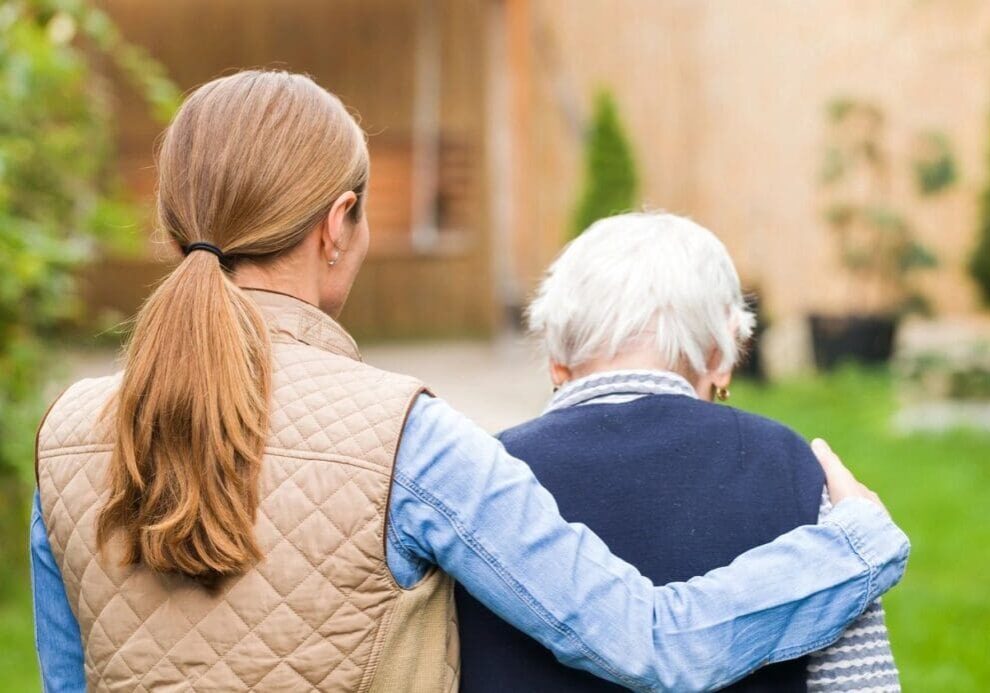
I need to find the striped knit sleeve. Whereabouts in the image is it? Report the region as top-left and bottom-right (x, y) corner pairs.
(808, 489), (901, 692)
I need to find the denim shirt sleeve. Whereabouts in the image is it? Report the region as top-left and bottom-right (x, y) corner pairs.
(387, 394), (910, 692)
(30, 490), (86, 693)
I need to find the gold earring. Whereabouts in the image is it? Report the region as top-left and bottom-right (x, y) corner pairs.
(716, 387), (730, 402)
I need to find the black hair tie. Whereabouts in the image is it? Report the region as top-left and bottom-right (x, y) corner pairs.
(182, 242), (227, 261)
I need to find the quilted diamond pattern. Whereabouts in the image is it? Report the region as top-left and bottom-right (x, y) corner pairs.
(37, 292), (458, 692)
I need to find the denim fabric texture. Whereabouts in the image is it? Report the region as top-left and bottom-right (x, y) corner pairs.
(32, 394), (909, 692)
(31, 492), (85, 693)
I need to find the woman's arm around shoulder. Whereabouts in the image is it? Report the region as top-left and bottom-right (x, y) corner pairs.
(386, 394), (910, 692)
(806, 490), (901, 692)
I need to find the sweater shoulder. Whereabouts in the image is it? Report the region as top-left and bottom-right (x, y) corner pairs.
(499, 397), (822, 482)
(729, 406), (812, 453)
(729, 406), (824, 486)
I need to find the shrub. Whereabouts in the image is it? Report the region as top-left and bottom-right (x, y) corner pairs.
(971, 116), (990, 303)
(570, 90), (638, 239)
(0, 0), (177, 589)
(973, 222), (990, 305)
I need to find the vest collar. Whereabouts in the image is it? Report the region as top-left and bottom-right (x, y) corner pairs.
(243, 288), (361, 361)
(546, 369), (697, 413)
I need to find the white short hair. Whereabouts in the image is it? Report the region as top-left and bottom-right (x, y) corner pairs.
(527, 212), (755, 375)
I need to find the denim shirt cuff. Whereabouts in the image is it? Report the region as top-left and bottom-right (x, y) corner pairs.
(821, 498), (911, 600)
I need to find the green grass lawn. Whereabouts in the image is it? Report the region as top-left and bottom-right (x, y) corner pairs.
(0, 581), (37, 691)
(2, 368), (986, 690)
(735, 369), (990, 691)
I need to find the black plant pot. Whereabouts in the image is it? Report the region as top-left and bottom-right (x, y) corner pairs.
(808, 313), (898, 371)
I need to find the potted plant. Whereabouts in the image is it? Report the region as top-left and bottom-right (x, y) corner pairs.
(811, 98), (948, 370)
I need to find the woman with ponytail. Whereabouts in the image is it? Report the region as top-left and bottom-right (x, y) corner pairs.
(31, 70), (908, 692)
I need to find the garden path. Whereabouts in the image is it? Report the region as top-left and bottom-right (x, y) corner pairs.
(61, 336), (551, 434)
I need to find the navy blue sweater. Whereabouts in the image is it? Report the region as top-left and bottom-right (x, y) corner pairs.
(456, 394), (825, 692)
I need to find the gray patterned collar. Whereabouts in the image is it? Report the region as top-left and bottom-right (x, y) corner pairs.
(545, 369), (698, 414)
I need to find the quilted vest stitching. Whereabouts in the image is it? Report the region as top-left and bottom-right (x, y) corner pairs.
(37, 292), (459, 692)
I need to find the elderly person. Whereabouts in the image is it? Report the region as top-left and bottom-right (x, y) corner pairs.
(33, 72), (906, 693)
(457, 212), (900, 692)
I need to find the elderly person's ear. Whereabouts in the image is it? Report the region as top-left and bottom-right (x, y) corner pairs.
(699, 347), (733, 401)
(549, 362), (572, 389)
(710, 371), (733, 402)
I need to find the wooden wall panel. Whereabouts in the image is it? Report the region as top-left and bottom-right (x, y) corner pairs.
(518, 0), (990, 321)
(91, 0), (495, 339)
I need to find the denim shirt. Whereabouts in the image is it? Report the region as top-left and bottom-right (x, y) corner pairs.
(32, 394), (909, 692)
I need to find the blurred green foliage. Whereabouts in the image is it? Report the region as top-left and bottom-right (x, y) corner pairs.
(570, 90), (638, 239)
(898, 343), (990, 401)
(820, 97), (943, 317)
(735, 370), (990, 691)
(972, 224), (990, 306)
(913, 131), (957, 196)
(0, 0), (177, 592)
(971, 111), (990, 304)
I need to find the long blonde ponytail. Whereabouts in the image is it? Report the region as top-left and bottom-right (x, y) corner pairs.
(97, 71), (369, 584)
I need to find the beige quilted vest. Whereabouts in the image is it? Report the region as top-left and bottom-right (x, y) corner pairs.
(36, 289), (459, 692)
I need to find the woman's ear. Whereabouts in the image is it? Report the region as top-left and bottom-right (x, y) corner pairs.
(321, 191), (359, 259)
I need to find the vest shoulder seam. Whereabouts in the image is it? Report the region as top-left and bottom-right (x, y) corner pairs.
(264, 447), (392, 475)
(38, 443), (115, 459)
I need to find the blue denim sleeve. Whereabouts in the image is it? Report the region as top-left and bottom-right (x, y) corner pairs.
(387, 395), (910, 692)
(30, 490), (86, 693)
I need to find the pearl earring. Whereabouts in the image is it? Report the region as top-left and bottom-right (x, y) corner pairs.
(327, 248), (341, 267)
